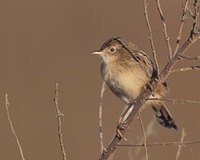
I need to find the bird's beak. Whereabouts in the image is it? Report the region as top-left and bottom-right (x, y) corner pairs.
(91, 51), (104, 55)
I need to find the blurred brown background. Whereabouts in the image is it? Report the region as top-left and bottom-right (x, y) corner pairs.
(0, 0), (200, 159)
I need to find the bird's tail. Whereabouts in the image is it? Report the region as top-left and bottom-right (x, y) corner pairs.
(151, 100), (177, 130)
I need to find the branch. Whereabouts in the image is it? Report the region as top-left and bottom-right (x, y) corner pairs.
(191, 0), (199, 34)
(171, 65), (200, 73)
(138, 114), (148, 160)
(178, 54), (200, 60)
(54, 83), (67, 160)
(174, 0), (189, 55)
(145, 98), (200, 104)
(156, 0), (173, 59)
(117, 140), (200, 147)
(99, 82), (106, 154)
(5, 94), (26, 160)
(176, 129), (186, 160)
(143, 0), (160, 77)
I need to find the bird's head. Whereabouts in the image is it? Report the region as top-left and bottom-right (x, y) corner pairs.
(91, 37), (138, 64)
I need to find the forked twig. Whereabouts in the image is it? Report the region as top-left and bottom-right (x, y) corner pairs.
(99, 82), (106, 153)
(143, 0), (160, 77)
(156, 0), (173, 59)
(54, 83), (67, 160)
(5, 94), (26, 160)
(138, 114), (148, 160)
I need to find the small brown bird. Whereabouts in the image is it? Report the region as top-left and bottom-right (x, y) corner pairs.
(92, 37), (177, 130)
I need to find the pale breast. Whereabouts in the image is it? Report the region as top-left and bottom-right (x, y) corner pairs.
(101, 62), (149, 105)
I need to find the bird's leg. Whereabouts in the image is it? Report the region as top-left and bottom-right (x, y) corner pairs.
(145, 81), (153, 92)
(116, 123), (127, 141)
(116, 104), (133, 140)
(145, 79), (158, 97)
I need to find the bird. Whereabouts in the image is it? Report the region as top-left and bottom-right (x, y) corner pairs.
(92, 37), (177, 130)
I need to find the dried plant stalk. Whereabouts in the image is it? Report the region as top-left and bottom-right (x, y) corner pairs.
(156, 0), (173, 59)
(176, 129), (186, 160)
(145, 98), (200, 104)
(138, 114), (148, 160)
(173, 0), (189, 55)
(171, 65), (200, 73)
(5, 94), (26, 160)
(54, 83), (67, 160)
(143, 0), (160, 77)
(99, 82), (106, 153)
(118, 139), (200, 147)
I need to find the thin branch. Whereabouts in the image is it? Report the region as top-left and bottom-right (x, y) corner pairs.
(189, 0), (200, 47)
(174, 0), (189, 55)
(156, 0), (173, 59)
(54, 83), (67, 160)
(176, 129), (186, 160)
(143, 0), (160, 78)
(171, 65), (200, 73)
(138, 114), (148, 160)
(178, 54), (200, 60)
(117, 139), (200, 147)
(5, 94), (26, 160)
(188, 6), (195, 19)
(145, 98), (200, 104)
(191, 0), (199, 34)
(99, 82), (106, 154)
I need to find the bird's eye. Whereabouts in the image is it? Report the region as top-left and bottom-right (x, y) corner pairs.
(109, 47), (116, 53)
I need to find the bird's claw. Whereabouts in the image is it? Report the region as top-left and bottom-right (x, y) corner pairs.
(116, 122), (128, 141)
(145, 82), (153, 92)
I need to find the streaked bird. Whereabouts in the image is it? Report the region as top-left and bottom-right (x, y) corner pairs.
(92, 37), (177, 130)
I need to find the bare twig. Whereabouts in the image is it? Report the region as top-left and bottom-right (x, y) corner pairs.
(188, 6), (195, 19)
(117, 139), (200, 147)
(176, 129), (186, 160)
(54, 83), (67, 160)
(5, 94), (26, 160)
(138, 114), (148, 160)
(156, 0), (173, 59)
(143, 0), (160, 77)
(188, 0), (200, 50)
(178, 54), (200, 60)
(99, 82), (106, 154)
(191, 0), (199, 34)
(174, 0), (189, 55)
(145, 97), (200, 104)
(171, 65), (200, 73)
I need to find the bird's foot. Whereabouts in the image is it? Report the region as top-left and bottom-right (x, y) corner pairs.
(145, 82), (153, 92)
(116, 122), (128, 141)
